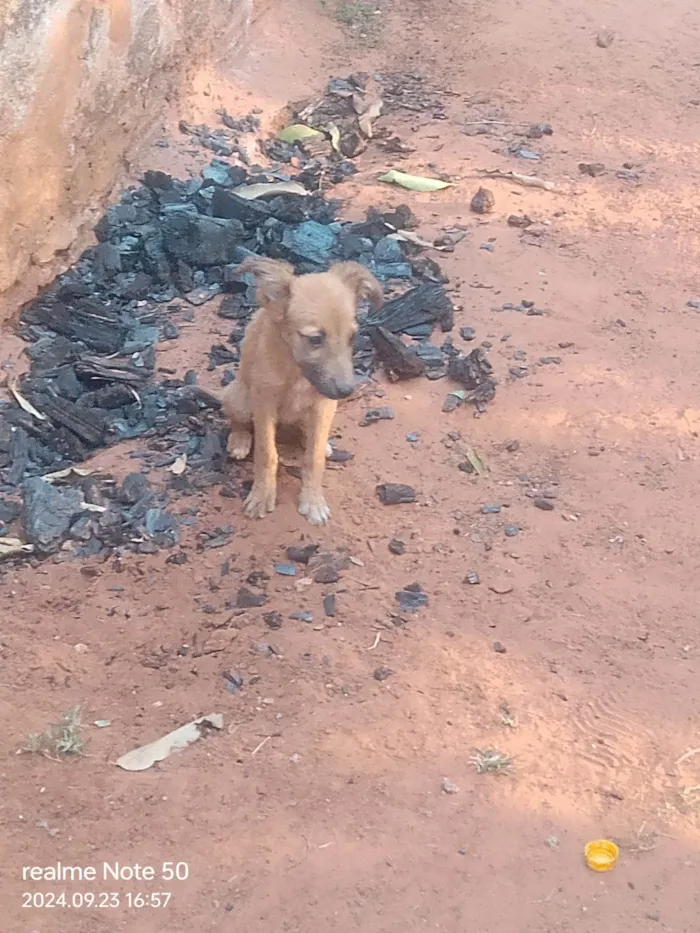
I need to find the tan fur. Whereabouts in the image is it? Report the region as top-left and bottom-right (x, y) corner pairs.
(221, 257), (383, 525)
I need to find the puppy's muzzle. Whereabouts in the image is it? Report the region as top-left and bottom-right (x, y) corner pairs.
(303, 367), (355, 401)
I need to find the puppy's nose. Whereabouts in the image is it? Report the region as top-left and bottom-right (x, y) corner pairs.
(334, 382), (355, 399)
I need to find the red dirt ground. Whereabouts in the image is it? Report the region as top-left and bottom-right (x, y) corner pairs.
(2, 0), (700, 930)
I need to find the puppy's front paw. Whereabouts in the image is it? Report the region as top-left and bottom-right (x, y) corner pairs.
(298, 489), (331, 525)
(244, 482), (277, 519)
(227, 430), (252, 460)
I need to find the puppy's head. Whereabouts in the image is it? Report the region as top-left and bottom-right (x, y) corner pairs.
(240, 258), (383, 401)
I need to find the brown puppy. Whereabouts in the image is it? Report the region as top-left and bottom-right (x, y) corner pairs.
(222, 257), (383, 525)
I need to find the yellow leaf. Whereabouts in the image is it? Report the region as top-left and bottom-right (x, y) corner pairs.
(378, 170), (453, 192)
(327, 123), (342, 152)
(236, 182), (309, 200)
(276, 124), (324, 144)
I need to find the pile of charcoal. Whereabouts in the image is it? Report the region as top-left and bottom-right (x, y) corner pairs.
(0, 78), (495, 563)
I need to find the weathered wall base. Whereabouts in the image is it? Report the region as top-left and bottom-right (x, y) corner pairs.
(0, 0), (252, 311)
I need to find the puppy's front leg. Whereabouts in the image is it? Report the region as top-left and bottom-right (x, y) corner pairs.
(244, 401), (279, 519)
(299, 400), (337, 525)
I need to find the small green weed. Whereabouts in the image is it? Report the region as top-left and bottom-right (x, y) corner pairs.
(471, 748), (513, 774)
(24, 706), (86, 759)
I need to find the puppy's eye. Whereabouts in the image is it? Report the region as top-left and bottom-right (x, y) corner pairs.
(306, 333), (325, 347)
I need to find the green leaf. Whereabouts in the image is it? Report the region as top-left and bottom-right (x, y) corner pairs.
(276, 124), (324, 144)
(378, 169), (453, 192)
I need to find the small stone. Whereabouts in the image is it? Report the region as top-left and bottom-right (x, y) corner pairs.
(389, 538), (406, 555)
(645, 911), (660, 923)
(470, 186), (495, 214)
(526, 123), (553, 138)
(395, 583), (429, 612)
(539, 356), (561, 365)
(376, 483), (416, 505)
(314, 565), (340, 585)
(505, 439), (520, 452)
(361, 406), (395, 426)
(223, 671), (244, 692)
(533, 498), (555, 511)
(507, 214), (532, 228)
(493, 641), (507, 654)
(274, 562), (297, 576)
(579, 162), (606, 177)
(374, 666), (394, 682)
(504, 525), (520, 537)
(323, 593), (336, 617)
(236, 587), (268, 608)
(464, 571), (480, 585)
(264, 611), (283, 630)
(460, 326), (476, 341)
(687, 299), (700, 310)
(596, 28), (615, 48)
(481, 504), (501, 514)
(479, 242), (495, 252)
(442, 778), (459, 794)
(290, 610), (313, 623)
(286, 543), (319, 564)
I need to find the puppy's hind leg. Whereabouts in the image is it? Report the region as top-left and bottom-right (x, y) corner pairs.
(244, 399), (279, 519)
(222, 380), (253, 460)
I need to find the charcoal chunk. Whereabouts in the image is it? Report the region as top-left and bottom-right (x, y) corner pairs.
(31, 300), (127, 354)
(4, 426), (29, 487)
(0, 498), (20, 524)
(366, 282), (454, 335)
(281, 221), (337, 266)
(447, 347), (497, 406)
(211, 188), (272, 227)
(161, 213), (244, 266)
(22, 477), (84, 554)
(368, 326), (426, 379)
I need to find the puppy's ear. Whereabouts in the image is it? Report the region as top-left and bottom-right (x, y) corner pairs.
(329, 261), (384, 311)
(237, 258), (295, 317)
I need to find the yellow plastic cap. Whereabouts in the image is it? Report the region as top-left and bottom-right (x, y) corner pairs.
(585, 839), (619, 872)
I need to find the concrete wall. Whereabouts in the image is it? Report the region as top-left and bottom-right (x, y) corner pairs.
(0, 0), (251, 304)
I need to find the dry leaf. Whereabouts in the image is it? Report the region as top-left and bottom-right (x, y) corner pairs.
(358, 100), (383, 139)
(378, 170), (454, 192)
(236, 181), (309, 200)
(464, 447), (486, 475)
(80, 502), (106, 513)
(44, 467), (94, 483)
(116, 713), (224, 772)
(352, 91), (368, 114)
(8, 378), (47, 422)
(388, 230), (449, 251)
(276, 124), (323, 144)
(476, 169), (555, 191)
(168, 453), (188, 475)
(0, 538), (33, 559)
